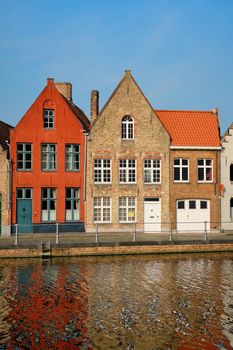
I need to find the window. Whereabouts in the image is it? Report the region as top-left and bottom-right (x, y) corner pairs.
(17, 188), (32, 199)
(119, 159), (136, 183)
(41, 144), (57, 171)
(122, 115), (134, 139)
(198, 159), (213, 182)
(66, 188), (80, 221)
(177, 201), (185, 209)
(174, 159), (189, 182)
(93, 197), (111, 223)
(66, 144), (80, 171)
(189, 200), (196, 209)
(94, 159), (111, 183)
(119, 197), (136, 223)
(230, 164), (233, 182)
(230, 198), (233, 222)
(17, 143), (32, 171)
(43, 109), (54, 129)
(144, 159), (161, 183)
(200, 201), (208, 209)
(41, 188), (56, 222)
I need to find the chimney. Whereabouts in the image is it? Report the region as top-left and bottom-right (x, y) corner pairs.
(212, 107), (218, 116)
(47, 78), (54, 85)
(91, 90), (99, 123)
(55, 82), (72, 101)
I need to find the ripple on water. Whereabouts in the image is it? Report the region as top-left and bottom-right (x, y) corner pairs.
(0, 254), (232, 349)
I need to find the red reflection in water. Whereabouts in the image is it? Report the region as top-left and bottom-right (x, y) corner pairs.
(5, 263), (92, 349)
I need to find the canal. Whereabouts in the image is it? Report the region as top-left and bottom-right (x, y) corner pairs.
(0, 253), (233, 349)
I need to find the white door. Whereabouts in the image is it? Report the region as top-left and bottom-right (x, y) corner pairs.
(144, 198), (161, 232)
(177, 199), (210, 232)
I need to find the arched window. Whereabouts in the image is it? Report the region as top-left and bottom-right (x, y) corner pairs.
(122, 115), (134, 139)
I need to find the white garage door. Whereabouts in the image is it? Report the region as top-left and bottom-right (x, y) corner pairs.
(177, 199), (210, 232)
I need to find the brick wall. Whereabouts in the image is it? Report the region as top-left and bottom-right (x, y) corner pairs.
(86, 71), (170, 232)
(170, 149), (221, 229)
(0, 147), (10, 228)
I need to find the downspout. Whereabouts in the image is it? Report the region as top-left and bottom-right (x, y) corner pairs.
(83, 131), (89, 202)
(7, 159), (12, 212)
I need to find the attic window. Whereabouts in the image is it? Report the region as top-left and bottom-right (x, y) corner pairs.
(43, 109), (54, 129)
(122, 115), (134, 139)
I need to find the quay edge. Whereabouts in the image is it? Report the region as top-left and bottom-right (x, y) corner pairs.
(1, 242), (233, 258)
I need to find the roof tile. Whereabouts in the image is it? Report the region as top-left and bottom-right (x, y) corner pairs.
(155, 110), (220, 147)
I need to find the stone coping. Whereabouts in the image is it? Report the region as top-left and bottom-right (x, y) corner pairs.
(0, 241), (233, 259)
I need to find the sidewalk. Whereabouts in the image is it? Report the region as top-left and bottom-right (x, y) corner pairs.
(1, 230), (233, 249)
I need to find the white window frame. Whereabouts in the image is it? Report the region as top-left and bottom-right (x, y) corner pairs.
(144, 159), (161, 184)
(122, 115), (134, 140)
(119, 197), (137, 223)
(198, 159), (213, 183)
(94, 159), (111, 183)
(173, 158), (189, 182)
(230, 198), (233, 222)
(119, 159), (136, 183)
(93, 197), (111, 223)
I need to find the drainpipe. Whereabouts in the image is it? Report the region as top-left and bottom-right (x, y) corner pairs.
(83, 131), (89, 202)
(7, 159), (12, 211)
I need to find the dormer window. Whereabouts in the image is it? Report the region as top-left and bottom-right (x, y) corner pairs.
(43, 109), (54, 129)
(122, 115), (134, 139)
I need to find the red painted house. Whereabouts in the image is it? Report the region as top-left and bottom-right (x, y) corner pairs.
(10, 78), (89, 233)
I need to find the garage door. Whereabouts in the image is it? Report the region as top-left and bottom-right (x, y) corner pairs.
(177, 199), (210, 232)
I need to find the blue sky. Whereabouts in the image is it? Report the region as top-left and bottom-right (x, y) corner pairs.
(0, 0), (233, 133)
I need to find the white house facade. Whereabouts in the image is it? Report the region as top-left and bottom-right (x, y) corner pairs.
(221, 123), (233, 230)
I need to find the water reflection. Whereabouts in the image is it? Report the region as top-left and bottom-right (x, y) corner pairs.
(0, 254), (232, 349)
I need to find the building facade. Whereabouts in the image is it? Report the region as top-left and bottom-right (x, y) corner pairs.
(0, 121), (13, 235)
(221, 123), (233, 230)
(156, 110), (221, 232)
(10, 78), (89, 233)
(86, 70), (170, 232)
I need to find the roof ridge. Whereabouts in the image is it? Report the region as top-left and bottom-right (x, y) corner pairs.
(0, 119), (14, 128)
(155, 109), (214, 113)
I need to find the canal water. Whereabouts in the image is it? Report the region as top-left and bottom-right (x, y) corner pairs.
(0, 254), (233, 349)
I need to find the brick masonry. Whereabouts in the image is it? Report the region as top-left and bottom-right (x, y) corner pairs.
(170, 149), (221, 229)
(1, 243), (233, 258)
(0, 147), (11, 230)
(86, 70), (170, 232)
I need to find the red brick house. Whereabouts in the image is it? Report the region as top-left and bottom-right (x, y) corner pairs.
(10, 78), (89, 233)
(156, 109), (221, 232)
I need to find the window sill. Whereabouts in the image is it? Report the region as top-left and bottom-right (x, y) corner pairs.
(94, 222), (112, 224)
(144, 182), (161, 185)
(17, 170), (32, 172)
(119, 222), (136, 224)
(198, 181), (213, 184)
(173, 181), (190, 184)
(119, 182), (137, 185)
(94, 182), (112, 185)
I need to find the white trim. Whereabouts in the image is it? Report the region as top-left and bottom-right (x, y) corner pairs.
(173, 158), (189, 182)
(93, 197), (112, 223)
(170, 146), (221, 150)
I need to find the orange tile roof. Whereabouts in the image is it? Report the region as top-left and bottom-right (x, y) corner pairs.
(155, 110), (220, 147)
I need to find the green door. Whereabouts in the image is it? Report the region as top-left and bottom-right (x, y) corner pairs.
(0, 194), (2, 235)
(17, 199), (32, 233)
